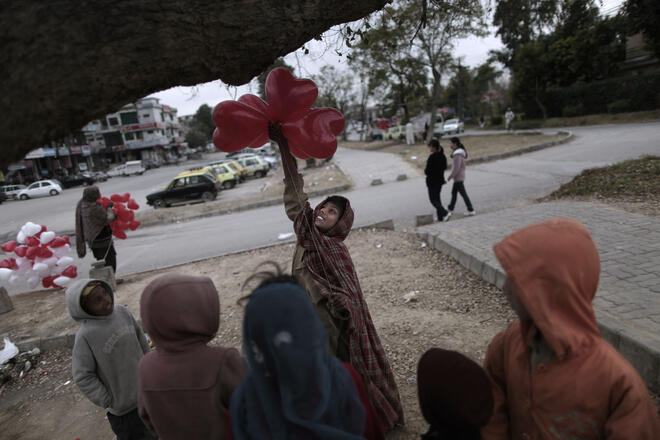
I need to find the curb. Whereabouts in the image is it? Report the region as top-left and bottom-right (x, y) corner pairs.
(466, 131), (573, 165)
(416, 228), (660, 394)
(0, 184), (351, 244)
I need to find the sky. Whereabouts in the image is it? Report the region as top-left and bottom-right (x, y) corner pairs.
(150, 0), (624, 117)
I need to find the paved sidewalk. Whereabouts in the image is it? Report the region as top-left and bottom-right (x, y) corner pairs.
(417, 200), (660, 392)
(333, 146), (423, 188)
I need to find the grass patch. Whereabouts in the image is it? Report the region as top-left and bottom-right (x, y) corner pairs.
(345, 133), (567, 172)
(547, 156), (660, 199)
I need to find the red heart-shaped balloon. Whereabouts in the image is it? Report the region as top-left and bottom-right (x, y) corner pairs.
(25, 236), (40, 247)
(112, 229), (127, 240)
(62, 265), (77, 278)
(0, 258), (13, 269)
(266, 67), (318, 123)
(121, 193), (131, 203)
(26, 246), (39, 260)
(128, 220), (141, 231)
(14, 246), (27, 257)
(282, 108), (345, 159)
(110, 194), (124, 203)
(97, 196), (111, 210)
(212, 101), (269, 152)
(42, 275), (56, 288)
(239, 94), (270, 119)
(49, 237), (67, 248)
(127, 199), (139, 210)
(38, 246), (53, 259)
(1, 241), (17, 253)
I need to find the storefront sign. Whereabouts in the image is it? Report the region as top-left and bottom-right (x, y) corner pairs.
(25, 148), (56, 159)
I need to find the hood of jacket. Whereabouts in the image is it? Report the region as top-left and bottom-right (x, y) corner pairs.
(493, 219), (601, 359)
(140, 274), (219, 352)
(451, 148), (466, 158)
(66, 278), (115, 322)
(316, 196), (354, 240)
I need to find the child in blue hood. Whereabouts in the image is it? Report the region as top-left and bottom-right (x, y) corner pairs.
(66, 278), (155, 440)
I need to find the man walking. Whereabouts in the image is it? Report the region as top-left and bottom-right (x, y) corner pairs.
(425, 139), (450, 222)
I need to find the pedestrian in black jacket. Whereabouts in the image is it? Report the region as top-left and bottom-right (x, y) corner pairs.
(425, 139), (450, 222)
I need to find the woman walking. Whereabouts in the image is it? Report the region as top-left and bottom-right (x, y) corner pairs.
(447, 137), (475, 216)
(75, 186), (117, 272)
(424, 139), (450, 222)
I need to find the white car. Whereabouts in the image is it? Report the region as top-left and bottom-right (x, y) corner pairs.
(108, 160), (146, 177)
(17, 180), (62, 200)
(0, 184), (26, 200)
(236, 155), (271, 177)
(442, 119), (465, 135)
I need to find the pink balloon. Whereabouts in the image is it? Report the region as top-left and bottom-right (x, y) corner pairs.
(62, 265), (77, 278)
(1, 241), (17, 253)
(281, 108), (345, 159)
(265, 67), (318, 123)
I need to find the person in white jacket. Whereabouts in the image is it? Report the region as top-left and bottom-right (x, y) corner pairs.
(405, 122), (415, 145)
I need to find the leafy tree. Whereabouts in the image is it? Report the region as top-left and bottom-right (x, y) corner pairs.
(191, 104), (215, 140)
(185, 128), (208, 149)
(313, 65), (356, 140)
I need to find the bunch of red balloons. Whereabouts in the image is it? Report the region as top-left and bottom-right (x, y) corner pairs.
(0, 222), (78, 289)
(97, 193), (141, 240)
(212, 67), (345, 159)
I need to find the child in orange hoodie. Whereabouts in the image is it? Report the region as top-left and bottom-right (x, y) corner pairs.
(481, 218), (660, 439)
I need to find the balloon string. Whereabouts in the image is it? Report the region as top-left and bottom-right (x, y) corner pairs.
(273, 125), (334, 289)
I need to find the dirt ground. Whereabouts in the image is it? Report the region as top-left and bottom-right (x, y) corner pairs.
(0, 228), (516, 439)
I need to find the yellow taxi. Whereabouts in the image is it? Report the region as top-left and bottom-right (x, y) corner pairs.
(181, 165), (238, 190)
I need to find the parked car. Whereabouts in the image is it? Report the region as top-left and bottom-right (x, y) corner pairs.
(60, 173), (95, 188)
(143, 159), (161, 170)
(201, 163), (240, 189)
(386, 125), (405, 141)
(90, 171), (109, 182)
(0, 184), (26, 200)
(0, 191), (6, 204)
(107, 160), (146, 177)
(17, 180), (62, 200)
(208, 160), (247, 183)
(146, 171), (218, 208)
(441, 118), (464, 135)
(236, 155), (270, 177)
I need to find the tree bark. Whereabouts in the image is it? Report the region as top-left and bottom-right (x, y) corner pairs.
(0, 0), (387, 170)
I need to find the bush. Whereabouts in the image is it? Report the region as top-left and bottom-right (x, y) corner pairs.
(607, 99), (631, 114)
(490, 115), (503, 125)
(562, 102), (586, 117)
(513, 120), (543, 129)
(545, 72), (660, 117)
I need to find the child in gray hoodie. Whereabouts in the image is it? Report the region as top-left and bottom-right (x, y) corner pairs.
(66, 278), (155, 440)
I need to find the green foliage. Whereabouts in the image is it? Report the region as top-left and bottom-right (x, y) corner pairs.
(490, 115), (503, 125)
(185, 128), (208, 149)
(190, 104), (214, 140)
(607, 99), (631, 113)
(544, 72), (660, 116)
(561, 102), (585, 117)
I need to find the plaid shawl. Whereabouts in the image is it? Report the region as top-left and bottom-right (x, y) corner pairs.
(294, 197), (404, 432)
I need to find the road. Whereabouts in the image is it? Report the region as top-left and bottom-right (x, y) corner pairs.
(3, 122), (660, 294)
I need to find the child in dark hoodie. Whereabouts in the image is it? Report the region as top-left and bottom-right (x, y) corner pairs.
(66, 278), (154, 440)
(137, 274), (245, 440)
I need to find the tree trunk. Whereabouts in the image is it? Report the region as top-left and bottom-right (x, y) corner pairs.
(426, 71), (442, 143)
(0, 0), (387, 170)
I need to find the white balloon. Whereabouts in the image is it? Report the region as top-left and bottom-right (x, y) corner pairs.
(39, 231), (56, 245)
(27, 276), (40, 289)
(8, 274), (20, 286)
(57, 256), (74, 267)
(54, 276), (73, 287)
(15, 257), (29, 268)
(27, 223), (42, 237)
(52, 244), (71, 257)
(0, 268), (13, 281)
(16, 231), (25, 244)
(44, 256), (58, 267)
(32, 262), (48, 273)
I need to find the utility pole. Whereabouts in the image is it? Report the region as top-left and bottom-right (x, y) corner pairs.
(457, 60), (462, 120)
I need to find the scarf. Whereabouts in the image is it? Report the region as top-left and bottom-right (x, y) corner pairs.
(293, 197), (404, 432)
(75, 186), (108, 258)
(230, 282), (366, 440)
